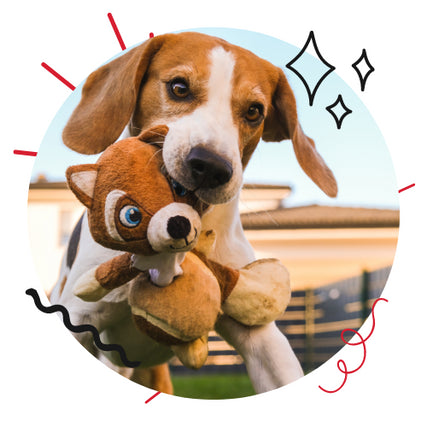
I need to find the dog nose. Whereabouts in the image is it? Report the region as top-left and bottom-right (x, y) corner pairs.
(167, 215), (192, 239)
(186, 147), (233, 189)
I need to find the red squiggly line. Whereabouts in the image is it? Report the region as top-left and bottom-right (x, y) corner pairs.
(319, 297), (388, 393)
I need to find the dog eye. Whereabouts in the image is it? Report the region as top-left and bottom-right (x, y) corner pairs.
(245, 104), (264, 122)
(169, 78), (190, 99)
(171, 179), (188, 196)
(119, 205), (142, 228)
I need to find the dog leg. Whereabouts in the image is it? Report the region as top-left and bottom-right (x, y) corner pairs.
(205, 200), (303, 392)
(215, 315), (303, 393)
(129, 364), (173, 394)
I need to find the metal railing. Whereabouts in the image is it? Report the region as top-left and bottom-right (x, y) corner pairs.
(170, 266), (391, 374)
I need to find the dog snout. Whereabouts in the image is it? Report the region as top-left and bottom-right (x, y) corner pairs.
(167, 215), (191, 239)
(186, 146), (233, 189)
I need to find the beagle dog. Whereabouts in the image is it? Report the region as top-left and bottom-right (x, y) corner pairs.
(50, 31), (337, 395)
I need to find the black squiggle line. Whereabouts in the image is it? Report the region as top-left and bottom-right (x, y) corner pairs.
(26, 288), (141, 368)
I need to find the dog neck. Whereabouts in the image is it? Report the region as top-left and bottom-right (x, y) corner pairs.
(201, 195), (256, 269)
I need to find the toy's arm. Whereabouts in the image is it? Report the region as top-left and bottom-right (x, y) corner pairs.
(194, 248), (291, 326)
(222, 258), (291, 325)
(192, 250), (239, 303)
(74, 253), (140, 302)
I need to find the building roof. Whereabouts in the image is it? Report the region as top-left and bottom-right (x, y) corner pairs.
(29, 181), (292, 192)
(241, 204), (400, 230)
(28, 181), (399, 229)
(29, 181), (69, 190)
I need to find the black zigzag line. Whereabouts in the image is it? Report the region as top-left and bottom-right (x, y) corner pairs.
(25, 288), (141, 368)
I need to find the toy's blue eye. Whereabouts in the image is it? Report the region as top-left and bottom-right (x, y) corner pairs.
(119, 205), (142, 228)
(172, 179), (188, 197)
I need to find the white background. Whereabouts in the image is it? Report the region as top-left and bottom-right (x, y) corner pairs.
(1, 1), (425, 425)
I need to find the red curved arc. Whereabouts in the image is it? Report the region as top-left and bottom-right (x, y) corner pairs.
(318, 297), (388, 393)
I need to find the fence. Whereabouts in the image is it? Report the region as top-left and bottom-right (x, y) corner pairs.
(169, 265), (391, 375)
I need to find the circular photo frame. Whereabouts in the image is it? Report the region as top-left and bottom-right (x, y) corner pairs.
(28, 27), (399, 400)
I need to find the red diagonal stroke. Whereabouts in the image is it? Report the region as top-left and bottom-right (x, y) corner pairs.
(41, 62), (75, 91)
(145, 391), (161, 404)
(107, 13), (126, 50)
(13, 150), (38, 157)
(398, 183), (415, 193)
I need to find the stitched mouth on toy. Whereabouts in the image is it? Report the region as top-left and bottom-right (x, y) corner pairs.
(131, 306), (195, 342)
(169, 228), (198, 250)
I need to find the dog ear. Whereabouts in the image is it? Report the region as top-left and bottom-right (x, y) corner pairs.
(66, 164), (99, 209)
(263, 68), (338, 198)
(62, 36), (168, 155)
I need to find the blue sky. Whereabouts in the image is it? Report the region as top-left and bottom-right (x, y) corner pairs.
(32, 27), (399, 210)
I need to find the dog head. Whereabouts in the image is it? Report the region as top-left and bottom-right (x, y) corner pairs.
(63, 32), (337, 204)
(66, 126), (205, 255)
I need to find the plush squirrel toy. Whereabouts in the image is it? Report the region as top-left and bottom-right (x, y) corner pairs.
(67, 125), (291, 369)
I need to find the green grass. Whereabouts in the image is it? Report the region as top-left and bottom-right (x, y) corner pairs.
(171, 373), (256, 400)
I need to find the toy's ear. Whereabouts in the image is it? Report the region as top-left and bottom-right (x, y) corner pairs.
(66, 164), (99, 209)
(137, 125), (169, 144)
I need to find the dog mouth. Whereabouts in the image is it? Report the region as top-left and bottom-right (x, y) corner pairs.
(162, 140), (241, 204)
(169, 228), (198, 250)
(169, 175), (240, 205)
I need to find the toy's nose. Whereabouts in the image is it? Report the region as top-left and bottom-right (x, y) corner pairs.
(167, 215), (192, 239)
(186, 146), (233, 189)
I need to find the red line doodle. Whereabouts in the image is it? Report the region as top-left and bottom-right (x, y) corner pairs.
(319, 297), (388, 393)
(398, 183), (415, 193)
(145, 391), (161, 404)
(107, 13), (126, 50)
(41, 62), (76, 91)
(13, 150), (38, 157)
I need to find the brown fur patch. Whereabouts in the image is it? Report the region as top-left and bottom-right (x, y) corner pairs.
(66, 136), (203, 255)
(129, 252), (221, 342)
(193, 250), (239, 303)
(58, 275), (67, 297)
(129, 364), (173, 394)
(95, 253), (140, 290)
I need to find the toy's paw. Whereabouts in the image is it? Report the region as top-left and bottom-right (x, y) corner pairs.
(195, 229), (216, 256)
(171, 335), (208, 370)
(73, 267), (110, 302)
(223, 259), (291, 326)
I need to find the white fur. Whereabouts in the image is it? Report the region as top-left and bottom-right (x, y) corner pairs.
(104, 189), (126, 242)
(73, 266), (109, 302)
(132, 252), (186, 287)
(147, 203), (201, 252)
(163, 47), (242, 204)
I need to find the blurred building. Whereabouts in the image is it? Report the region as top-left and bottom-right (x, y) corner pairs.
(28, 179), (399, 294)
(27, 178), (399, 374)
